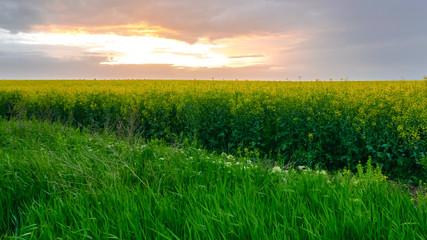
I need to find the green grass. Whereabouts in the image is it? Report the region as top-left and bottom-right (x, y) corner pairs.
(1, 119), (426, 239)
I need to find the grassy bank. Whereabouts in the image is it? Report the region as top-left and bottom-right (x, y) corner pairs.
(1, 119), (425, 239)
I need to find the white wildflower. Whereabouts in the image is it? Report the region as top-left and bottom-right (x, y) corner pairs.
(271, 166), (283, 174)
(316, 170), (327, 175)
(297, 166), (306, 171)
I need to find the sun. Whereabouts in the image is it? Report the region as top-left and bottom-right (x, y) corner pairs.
(96, 36), (230, 67)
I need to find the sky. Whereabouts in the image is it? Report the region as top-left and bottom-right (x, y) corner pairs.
(1, 0), (426, 80)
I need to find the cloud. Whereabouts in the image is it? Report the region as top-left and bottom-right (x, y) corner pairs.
(2, 1), (298, 42)
(0, 0), (45, 32)
(0, 49), (281, 80)
(1, 1), (427, 80)
(228, 54), (264, 59)
(2, 1), (426, 44)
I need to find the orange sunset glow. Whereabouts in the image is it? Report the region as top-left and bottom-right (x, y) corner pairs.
(14, 24), (277, 68)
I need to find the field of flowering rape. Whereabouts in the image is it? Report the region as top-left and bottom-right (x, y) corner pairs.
(0, 80), (425, 181)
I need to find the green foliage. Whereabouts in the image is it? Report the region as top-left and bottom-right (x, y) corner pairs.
(0, 120), (426, 239)
(356, 156), (389, 184)
(0, 80), (425, 182)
